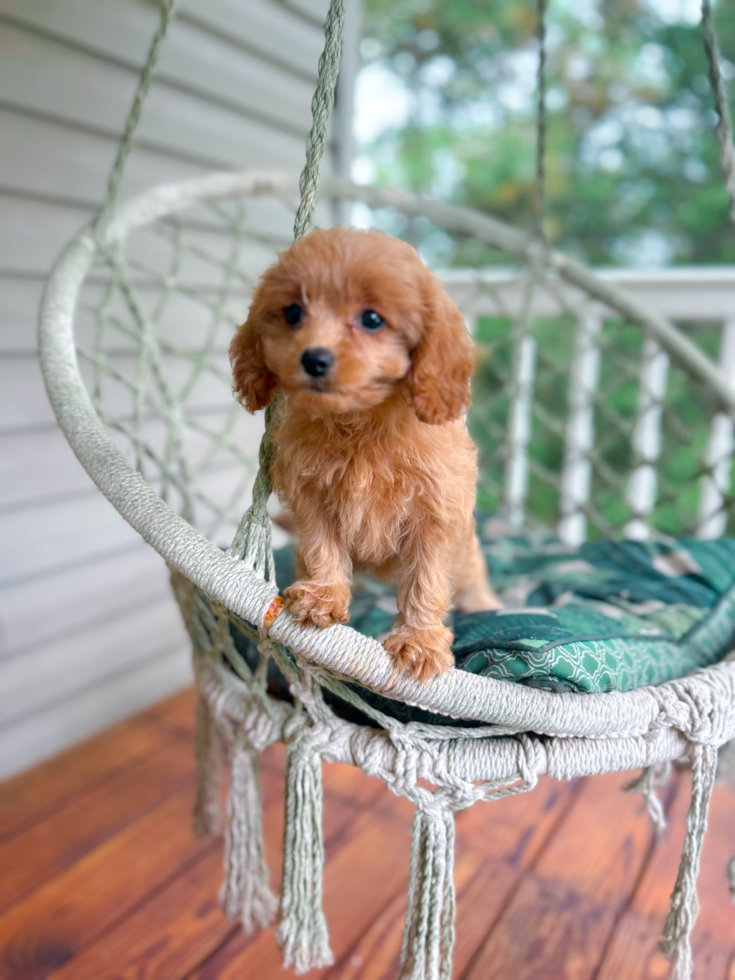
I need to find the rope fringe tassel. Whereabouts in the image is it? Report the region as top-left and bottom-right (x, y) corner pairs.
(661, 743), (718, 980)
(220, 735), (278, 933)
(276, 727), (334, 973)
(399, 807), (456, 980)
(193, 689), (224, 836)
(624, 761), (672, 838)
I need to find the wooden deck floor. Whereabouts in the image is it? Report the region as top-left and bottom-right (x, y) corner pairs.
(1, 689), (734, 979)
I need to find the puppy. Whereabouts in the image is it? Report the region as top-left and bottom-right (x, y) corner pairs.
(230, 227), (501, 682)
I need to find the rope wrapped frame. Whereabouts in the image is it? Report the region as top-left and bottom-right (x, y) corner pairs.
(39, 168), (735, 748)
(39, 171), (735, 979)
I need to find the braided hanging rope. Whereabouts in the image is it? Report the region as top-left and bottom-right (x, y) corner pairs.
(293, 0), (346, 239)
(534, 0), (548, 240)
(225, 12), (348, 963)
(79, 0), (347, 575)
(701, 0), (735, 223)
(231, 0), (346, 576)
(95, 0), (178, 238)
(228, 403), (279, 580)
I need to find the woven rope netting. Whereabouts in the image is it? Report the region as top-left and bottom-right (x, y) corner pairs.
(37, 0), (735, 978)
(75, 185), (735, 547)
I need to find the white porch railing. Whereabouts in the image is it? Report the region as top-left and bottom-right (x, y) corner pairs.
(441, 267), (735, 545)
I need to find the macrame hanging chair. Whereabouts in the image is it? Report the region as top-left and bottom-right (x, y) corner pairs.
(39, 0), (735, 977)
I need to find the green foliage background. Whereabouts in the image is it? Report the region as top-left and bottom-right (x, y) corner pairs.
(357, 0), (735, 536)
(358, 0), (735, 268)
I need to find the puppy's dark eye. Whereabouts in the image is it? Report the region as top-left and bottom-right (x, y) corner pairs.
(284, 304), (303, 326)
(360, 310), (384, 332)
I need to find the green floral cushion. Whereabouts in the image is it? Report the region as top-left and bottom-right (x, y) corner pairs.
(270, 521), (735, 695)
(224, 523), (735, 729)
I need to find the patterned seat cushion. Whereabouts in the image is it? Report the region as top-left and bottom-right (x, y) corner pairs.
(228, 522), (735, 726)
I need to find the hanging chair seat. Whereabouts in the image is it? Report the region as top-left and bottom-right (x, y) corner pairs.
(35, 0), (735, 967)
(40, 170), (735, 980)
(38, 166), (735, 741)
(211, 524), (735, 734)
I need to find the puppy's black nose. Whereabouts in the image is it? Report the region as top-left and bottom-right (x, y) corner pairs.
(301, 347), (334, 378)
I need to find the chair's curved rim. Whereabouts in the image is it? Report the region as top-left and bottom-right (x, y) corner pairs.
(37, 169), (735, 744)
(105, 170), (735, 411)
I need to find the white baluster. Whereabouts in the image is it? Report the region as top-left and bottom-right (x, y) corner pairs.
(625, 338), (670, 540)
(503, 333), (536, 527)
(698, 319), (735, 539)
(558, 314), (603, 545)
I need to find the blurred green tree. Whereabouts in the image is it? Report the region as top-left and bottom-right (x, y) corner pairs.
(358, 0), (735, 267)
(357, 1), (735, 536)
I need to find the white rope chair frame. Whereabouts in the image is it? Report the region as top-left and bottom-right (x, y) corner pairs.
(39, 169), (735, 980)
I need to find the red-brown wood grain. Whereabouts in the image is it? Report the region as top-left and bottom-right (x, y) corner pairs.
(0, 686), (733, 980)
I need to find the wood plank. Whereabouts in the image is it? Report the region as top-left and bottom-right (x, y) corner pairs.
(3, 692), (734, 980)
(0, 191), (280, 280)
(0, 274), (250, 355)
(0, 107), (206, 214)
(0, 195), (89, 281)
(597, 915), (731, 980)
(596, 775), (735, 980)
(464, 770), (666, 980)
(0, 544), (170, 659)
(179, 0), (325, 80)
(558, 313), (603, 545)
(285, 0), (330, 24)
(138, 687), (196, 737)
(0, 0), (326, 86)
(0, 487), (148, 585)
(0, 596), (186, 731)
(47, 846), (237, 980)
(193, 777), (579, 979)
(328, 849), (507, 980)
(325, 776), (582, 980)
(0, 426), (101, 510)
(321, 760), (395, 810)
(0, 276), (43, 354)
(0, 644), (192, 779)
(452, 773), (578, 864)
(43, 770), (360, 980)
(0, 2), (314, 137)
(0, 408), (262, 514)
(0, 23), (308, 172)
(191, 790), (416, 980)
(698, 319), (735, 538)
(0, 709), (176, 840)
(625, 338), (670, 540)
(0, 782), (210, 979)
(0, 735), (196, 915)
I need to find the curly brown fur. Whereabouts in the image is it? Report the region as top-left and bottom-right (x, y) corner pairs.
(230, 227), (501, 682)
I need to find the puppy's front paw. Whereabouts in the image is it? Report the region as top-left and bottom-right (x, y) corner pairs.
(384, 623), (454, 683)
(284, 580), (350, 628)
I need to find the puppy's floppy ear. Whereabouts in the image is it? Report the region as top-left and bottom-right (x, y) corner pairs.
(229, 313), (277, 413)
(407, 273), (474, 425)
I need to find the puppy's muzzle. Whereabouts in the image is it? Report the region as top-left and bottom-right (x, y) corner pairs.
(301, 347), (334, 378)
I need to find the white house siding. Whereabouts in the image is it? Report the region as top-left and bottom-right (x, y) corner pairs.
(0, 0), (358, 777)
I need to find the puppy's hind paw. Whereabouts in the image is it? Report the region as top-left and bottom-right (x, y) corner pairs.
(454, 586), (503, 613)
(284, 580), (350, 628)
(384, 623), (454, 683)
